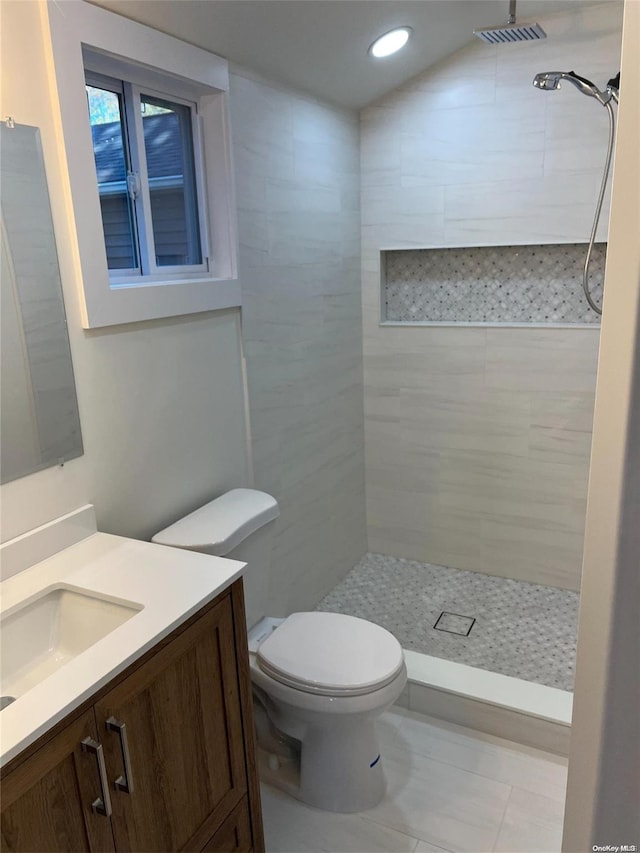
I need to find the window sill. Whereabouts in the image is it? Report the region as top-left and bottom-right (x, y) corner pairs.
(109, 273), (225, 290)
(87, 276), (241, 328)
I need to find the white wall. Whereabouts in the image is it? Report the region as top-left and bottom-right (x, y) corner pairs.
(360, 2), (623, 590)
(230, 68), (367, 615)
(0, 0), (251, 544)
(563, 0), (640, 845)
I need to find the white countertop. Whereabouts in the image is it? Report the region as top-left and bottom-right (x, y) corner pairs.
(0, 531), (245, 767)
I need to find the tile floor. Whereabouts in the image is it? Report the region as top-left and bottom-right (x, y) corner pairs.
(261, 708), (568, 853)
(316, 554), (579, 691)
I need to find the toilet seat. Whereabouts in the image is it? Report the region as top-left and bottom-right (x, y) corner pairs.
(256, 612), (404, 697)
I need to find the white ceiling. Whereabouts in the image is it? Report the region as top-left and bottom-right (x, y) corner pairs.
(89, 0), (615, 109)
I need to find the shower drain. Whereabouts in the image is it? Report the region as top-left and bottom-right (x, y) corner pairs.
(433, 611), (475, 637)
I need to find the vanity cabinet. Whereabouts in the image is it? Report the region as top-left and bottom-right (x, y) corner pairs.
(1, 581), (264, 853)
(0, 711), (116, 852)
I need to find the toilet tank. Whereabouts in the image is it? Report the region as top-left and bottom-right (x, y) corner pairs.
(152, 489), (279, 629)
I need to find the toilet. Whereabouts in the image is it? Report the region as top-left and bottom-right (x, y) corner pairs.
(152, 488), (407, 813)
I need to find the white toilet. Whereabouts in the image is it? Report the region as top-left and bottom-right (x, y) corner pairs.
(152, 488), (407, 813)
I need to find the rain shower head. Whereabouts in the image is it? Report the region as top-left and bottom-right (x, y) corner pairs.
(474, 0), (546, 43)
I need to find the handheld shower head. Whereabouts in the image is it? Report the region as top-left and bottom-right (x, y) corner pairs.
(532, 71), (563, 90)
(532, 68), (620, 315)
(532, 71), (612, 105)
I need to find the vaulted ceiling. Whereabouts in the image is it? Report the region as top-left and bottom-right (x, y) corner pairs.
(89, 0), (618, 109)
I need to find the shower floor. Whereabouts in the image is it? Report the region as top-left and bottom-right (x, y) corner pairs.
(316, 553), (579, 691)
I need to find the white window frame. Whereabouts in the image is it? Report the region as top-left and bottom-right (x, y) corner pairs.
(85, 69), (210, 281)
(47, 0), (239, 328)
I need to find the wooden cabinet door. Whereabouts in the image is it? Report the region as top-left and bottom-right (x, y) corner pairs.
(94, 595), (248, 852)
(201, 796), (252, 852)
(1, 710), (115, 853)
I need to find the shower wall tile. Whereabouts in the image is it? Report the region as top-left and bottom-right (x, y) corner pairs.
(442, 172), (608, 246)
(230, 71), (366, 616)
(407, 74), (498, 112)
(364, 328), (599, 589)
(543, 98), (612, 174)
(484, 328), (600, 391)
(364, 326), (599, 589)
(360, 3), (620, 589)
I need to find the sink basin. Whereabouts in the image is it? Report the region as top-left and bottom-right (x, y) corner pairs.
(1, 585), (142, 701)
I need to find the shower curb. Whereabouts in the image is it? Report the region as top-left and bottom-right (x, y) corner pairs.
(395, 650), (572, 756)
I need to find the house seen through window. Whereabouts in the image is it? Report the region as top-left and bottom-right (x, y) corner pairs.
(86, 74), (206, 278)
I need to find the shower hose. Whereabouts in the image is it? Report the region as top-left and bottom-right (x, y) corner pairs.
(583, 100), (616, 315)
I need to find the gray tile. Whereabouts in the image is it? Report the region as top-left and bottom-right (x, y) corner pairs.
(261, 783), (419, 852)
(384, 243), (606, 324)
(317, 553), (578, 691)
(230, 72), (366, 617)
(260, 709), (567, 852)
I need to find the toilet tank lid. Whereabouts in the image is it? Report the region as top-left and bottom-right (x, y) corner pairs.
(151, 489), (279, 556)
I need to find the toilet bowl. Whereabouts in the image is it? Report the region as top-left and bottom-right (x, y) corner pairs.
(248, 611), (406, 812)
(152, 489), (407, 812)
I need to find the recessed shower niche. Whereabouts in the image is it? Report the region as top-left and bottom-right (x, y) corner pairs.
(382, 243), (607, 325)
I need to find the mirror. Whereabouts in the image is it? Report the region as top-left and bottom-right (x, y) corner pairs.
(1, 122), (83, 484)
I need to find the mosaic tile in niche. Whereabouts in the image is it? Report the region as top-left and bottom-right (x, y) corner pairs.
(383, 243), (606, 324)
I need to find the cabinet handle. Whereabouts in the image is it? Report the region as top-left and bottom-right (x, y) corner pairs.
(106, 716), (135, 794)
(81, 737), (113, 817)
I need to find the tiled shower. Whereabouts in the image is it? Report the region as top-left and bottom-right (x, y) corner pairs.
(233, 3), (623, 703)
(348, 3), (621, 696)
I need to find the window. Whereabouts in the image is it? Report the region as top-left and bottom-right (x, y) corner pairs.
(86, 73), (207, 279)
(47, 1), (239, 328)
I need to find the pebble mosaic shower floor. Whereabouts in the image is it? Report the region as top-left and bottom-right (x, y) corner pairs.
(316, 553), (579, 692)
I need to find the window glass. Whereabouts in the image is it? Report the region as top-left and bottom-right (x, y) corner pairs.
(86, 84), (139, 270)
(140, 95), (202, 267)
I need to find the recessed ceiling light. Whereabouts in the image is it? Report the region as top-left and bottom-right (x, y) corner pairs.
(369, 27), (412, 59)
